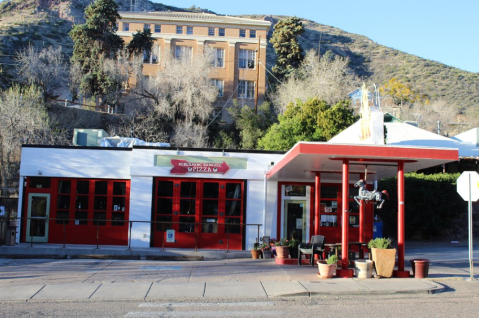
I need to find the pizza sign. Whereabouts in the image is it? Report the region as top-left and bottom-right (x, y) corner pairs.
(170, 159), (230, 174)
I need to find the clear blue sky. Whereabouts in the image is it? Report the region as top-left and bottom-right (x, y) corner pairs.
(159, 0), (479, 73)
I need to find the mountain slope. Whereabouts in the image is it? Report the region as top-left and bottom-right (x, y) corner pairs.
(1, 0), (478, 111)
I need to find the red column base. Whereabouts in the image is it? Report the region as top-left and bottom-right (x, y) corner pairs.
(393, 270), (410, 278)
(336, 269), (354, 278)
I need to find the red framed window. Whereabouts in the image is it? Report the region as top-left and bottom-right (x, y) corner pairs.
(153, 178), (245, 250)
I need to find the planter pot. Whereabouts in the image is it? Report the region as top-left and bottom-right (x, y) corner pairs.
(275, 246), (290, 259)
(251, 250), (261, 259)
(410, 259), (430, 278)
(354, 259), (374, 278)
(289, 246), (299, 259)
(317, 260), (337, 278)
(371, 248), (396, 278)
(262, 250), (272, 259)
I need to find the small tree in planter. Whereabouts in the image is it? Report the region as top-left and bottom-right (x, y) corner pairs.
(317, 255), (338, 278)
(368, 238), (396, 278)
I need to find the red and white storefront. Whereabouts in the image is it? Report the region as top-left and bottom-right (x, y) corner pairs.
(18, 142), (457, 276)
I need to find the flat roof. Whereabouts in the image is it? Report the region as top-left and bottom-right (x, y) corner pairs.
(268, 142), (458, 182)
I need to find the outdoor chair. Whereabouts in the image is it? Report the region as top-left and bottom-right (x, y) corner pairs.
(298, 235), (325, 266)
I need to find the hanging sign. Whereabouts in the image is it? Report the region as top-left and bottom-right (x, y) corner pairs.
(170, 159), (230, 174)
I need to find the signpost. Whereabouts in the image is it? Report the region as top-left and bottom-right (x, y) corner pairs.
(457, 171), (479, 281)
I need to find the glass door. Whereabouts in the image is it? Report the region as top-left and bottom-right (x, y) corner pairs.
(26, 193), (50, 242)
(284, 200), (307, 242)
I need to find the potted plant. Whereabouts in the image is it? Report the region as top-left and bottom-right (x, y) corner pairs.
(275, 238), (290, 259)
(261, 243), (272, 259)
(288, 233), (300, 259)
(317, 254), (338, 278)
(368, 237), (396, 278)
(251, 244), (261, 259)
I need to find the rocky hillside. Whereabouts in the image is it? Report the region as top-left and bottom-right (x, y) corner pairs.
(1, 0), (478, 111)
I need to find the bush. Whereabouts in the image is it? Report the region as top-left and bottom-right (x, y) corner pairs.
(368, 238), (392, 249)
(377, 172), (466, 239)
(326, 254), (338, 265)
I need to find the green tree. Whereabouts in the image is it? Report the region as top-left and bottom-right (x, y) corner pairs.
(257, 98), (358, 151)
(228, 101), (276, 149)
(69, 0), (124, 105)
(126, 29), (154, 57)
(380, 77), (429, 106)
(270, 17), (305, 81)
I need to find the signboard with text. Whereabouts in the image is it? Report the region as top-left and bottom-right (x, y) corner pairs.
(170, 159), (230, 175)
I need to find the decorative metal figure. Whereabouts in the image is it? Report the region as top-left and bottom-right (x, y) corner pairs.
(353, 179), (389, 209)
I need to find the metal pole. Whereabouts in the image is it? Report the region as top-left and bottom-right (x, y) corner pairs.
(314, 172), (320, 236)
(96, 223), (99, 249)
(341, 159), (350, 270)
(128, 221), (132, 250)
(397, 161), (406, 272)
(254, 36), (261, 114)
(468, 174), (474, 281)
(257, 224), (260, 245)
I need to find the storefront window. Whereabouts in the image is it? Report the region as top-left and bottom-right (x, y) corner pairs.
(285, 185), (306, 196)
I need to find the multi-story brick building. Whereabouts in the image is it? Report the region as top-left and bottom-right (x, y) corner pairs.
(116, 11), (271, 120)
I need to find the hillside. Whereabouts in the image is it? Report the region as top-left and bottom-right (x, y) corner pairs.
(0, 0), (478, 111)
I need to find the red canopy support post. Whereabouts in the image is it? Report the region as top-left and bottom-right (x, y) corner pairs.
(337, 159), (354, 277)
(314, 172), (321, 236)
(394, 160), (410, 277)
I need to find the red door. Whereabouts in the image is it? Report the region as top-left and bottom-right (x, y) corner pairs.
(153, 178), (244, 250)
(154, 179), (198, 248)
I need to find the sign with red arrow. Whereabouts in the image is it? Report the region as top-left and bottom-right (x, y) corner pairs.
(170, 159), (230, 174)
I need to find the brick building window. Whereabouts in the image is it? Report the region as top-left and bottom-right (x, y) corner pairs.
(239, 49), (255, 69)
(238, 80), (255, 99)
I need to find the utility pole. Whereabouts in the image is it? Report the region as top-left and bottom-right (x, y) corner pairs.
(254, 36), (261, 114)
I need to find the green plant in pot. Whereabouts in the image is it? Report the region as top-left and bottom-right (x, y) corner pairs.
(368, 237), (396, 278)
(251, 243), (262, 259)
(317, 254), (338, 278)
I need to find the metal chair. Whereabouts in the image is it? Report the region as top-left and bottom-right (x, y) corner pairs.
(298, 235), (325, 266)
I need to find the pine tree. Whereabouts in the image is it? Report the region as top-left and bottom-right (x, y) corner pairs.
(270, 17), (305, 81)
(69, 0), (124, 105)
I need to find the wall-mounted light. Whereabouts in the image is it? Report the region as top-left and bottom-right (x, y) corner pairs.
(37, 169), (42, 175)
(176, 148), (180, 155)
(222, 150), (226, 156)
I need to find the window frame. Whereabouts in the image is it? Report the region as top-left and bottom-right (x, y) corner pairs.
(211, 79), (224, 97)
(208, 27), (215, 36)
(154, 24), (161, 33)
(250, 30), (256, 38)
(174, 46), (193, 61)
(123, 22), (129, 32)
(187, 26), (194, 35)
(238, 80), (255, 99)
(212, 48), (225, 68)
(238, 49), (256, 69)
(239, 29), (246, 38)
(176, 25), (183, 34)
(144, 24), (150, 31)
(219, 28), (225, 36)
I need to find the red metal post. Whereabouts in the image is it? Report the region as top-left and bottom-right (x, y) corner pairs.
(314, 172), (321, 236)
(337, 159), (354, 277)
(341, 160), (349, 269)
(397, 161), (405, 271)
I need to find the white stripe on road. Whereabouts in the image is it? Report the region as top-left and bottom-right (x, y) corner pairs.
(139, 302), (274, 308)
(125, 311), (278, 317)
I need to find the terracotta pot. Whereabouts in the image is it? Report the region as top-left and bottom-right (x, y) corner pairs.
(371, 248), (396, 278)
(354, 259), (374, 278)
(275, 246), (290, 259)
(251, 250), (261, 259)
(410, 259), (430, 278)
(317, 260), (337, 278)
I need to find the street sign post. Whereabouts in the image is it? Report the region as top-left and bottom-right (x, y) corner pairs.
(457, 171), (479, 281)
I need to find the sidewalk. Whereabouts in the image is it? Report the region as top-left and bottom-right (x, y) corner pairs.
(1, 241), (465, 301)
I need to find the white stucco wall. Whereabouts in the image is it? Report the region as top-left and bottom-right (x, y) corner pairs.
(129, 176), (153, 247)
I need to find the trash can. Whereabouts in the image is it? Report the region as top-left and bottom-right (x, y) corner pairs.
(373, 221), (383, 239)
(410, 259), (430, 278)
(5, 220), (17, 246)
